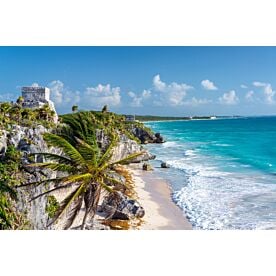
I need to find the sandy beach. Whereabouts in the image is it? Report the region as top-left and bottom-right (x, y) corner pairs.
(128, 165), (192, 230)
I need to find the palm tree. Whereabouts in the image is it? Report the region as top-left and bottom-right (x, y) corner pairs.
(16, 96), (24, 106)
(72, 105), (78, 113)
(19, 132), (143, 229)
(102, 105), (108, 113)
(10, 105), (22, 122)
(0, 102), (12, 124)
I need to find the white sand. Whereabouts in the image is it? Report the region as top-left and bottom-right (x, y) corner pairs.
(129, 166), (192, 230)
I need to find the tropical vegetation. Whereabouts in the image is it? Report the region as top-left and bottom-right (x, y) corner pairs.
(0, 101), (151, 230)
(18, 111), (144, 229)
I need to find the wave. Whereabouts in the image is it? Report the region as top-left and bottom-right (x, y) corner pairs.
(162, 141), (178, 148)
(184, 149), (196, 157)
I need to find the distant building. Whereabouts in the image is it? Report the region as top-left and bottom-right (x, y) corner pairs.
(21, 86), (58, 123)
(125, 115), (136, 122)
(125, 115), (135, 121)
(22, 86), (51, 108)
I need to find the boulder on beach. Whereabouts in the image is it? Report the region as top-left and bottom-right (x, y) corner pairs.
(100, 191), (145, 220)
(161, 162), (170, 168)
(142, 162), (153, 171)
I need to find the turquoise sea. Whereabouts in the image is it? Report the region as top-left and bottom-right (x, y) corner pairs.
(145, 117), (276, 229)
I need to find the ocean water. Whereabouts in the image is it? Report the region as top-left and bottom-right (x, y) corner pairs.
(145, 117), (276, 230)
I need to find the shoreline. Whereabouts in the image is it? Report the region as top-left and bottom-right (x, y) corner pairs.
(128, 164), (192, 230)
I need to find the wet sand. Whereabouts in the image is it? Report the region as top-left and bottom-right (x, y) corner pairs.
(129, 165), (192, 230)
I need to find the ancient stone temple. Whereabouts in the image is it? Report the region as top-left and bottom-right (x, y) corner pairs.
(21, 86), (58, 123)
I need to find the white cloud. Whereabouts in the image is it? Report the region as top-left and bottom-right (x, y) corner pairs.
(48, 80), (80, 106)
(48, 81), (121, 110)
(240, 84), (248, 89)
(253, 81), (275, 104)
(152, 74), (193, 106)
(245, 90), (254, 101)
(84, 84), (121, 108)
(219, 90), (239, 105)
(153, 74), (166, 91)
(31, 82), (40, 87)
(48, 80), (64, 105)
(252, 81), (266, 87)
(201, 79), (218, 90)
(128, 89), (151, 107)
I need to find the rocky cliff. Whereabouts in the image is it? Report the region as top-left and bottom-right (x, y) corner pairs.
(0, 123), (155, 229)
(129, 125), (165, 144)
(1, 125), (58, 229)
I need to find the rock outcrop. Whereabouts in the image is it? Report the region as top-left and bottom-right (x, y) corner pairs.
(0, 120), (159, 230)
(130, 126), (165, 144)
(161, 162), (170, 168)
(96, 130), (156, 163)
(111, 134), (155, 163)
(0, 130), (7, 159)
(1, 125), (58, 229)
(100, 191), (145, 220)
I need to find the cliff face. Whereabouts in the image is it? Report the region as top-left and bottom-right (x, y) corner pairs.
(95, 129), (155, 163)
(0, 124), (155, 229)
(1, 125), (58, 229)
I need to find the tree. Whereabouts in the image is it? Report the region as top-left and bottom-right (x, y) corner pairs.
(72, 105), (78, 113)
(0, 102), (12, 124)
(16, 96), (24, 106)
(19, 132), (143, 229)
(102, 105), (108, 113)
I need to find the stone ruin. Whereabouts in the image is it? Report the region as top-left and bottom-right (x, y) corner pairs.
(21, 86), (58, 123)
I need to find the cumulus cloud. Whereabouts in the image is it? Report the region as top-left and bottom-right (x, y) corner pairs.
(48, 80), (64, 105)
(153, 75), (166, 91)
(152, 74), (193, 106)
(201, 79), (218, 90)
(245, 90), (254, 101)
(219, 90), (239, 105)
(128, 90), (151, 107)
(240, 84), (248, 89)
(31, 82), (40, 87)
(253, 81), (275, 104)
(84, 84), (121, 108)
(48, 81), (121, 110)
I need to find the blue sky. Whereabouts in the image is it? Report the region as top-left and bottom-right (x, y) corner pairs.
(0, 46), (276, 116)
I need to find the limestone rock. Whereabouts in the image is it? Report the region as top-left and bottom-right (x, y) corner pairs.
(101, 191), (145, 220)
(142, 163), (153, 171)
(0, 130), (7, 159)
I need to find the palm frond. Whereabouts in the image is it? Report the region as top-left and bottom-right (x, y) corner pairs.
(26, 162), (77, 173)
(30, 152), (74, 165)
(99, 181), (114, 193)
(98, 135), (118, 167)
(47, 184), (85, 227)
(63, 194), (83, 230)
(103, 175), (129, 188)
(60, 173), (92, 185)
(75, 137), (100, 167)
(17, 177), (65, 188)
(30, 184), (75, 201)
(43, 133), (87, 168)
(100, 151), (144, 172)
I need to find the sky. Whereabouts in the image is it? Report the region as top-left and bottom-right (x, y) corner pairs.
(0, 46), (276, 116)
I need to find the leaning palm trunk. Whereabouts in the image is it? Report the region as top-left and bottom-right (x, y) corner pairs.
(81, 183), (101, 229)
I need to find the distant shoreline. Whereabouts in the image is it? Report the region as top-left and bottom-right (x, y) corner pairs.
(137, 115), (243, 122)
